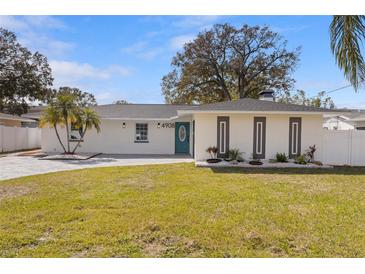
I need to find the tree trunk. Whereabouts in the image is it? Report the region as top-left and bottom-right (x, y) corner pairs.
(53, 123), (67, 153)
(221, 82), (231, 101)
(239, 76), (245, 98)
(71, 127), (87, 154)
(64, 115), (71, 153)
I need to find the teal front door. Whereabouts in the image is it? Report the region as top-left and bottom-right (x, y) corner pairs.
(175, 122), (190, 154)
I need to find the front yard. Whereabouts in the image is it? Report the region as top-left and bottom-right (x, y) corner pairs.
(0, 163), (365, 257)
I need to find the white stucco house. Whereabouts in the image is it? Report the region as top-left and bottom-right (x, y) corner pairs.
(41, 91), (346, 163)
(323, 110), (365, 130)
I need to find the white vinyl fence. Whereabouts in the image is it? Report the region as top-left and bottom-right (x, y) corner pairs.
(0, 125), (41, 153)
(322, 129), (365, 166)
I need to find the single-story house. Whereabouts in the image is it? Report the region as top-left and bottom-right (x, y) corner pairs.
(41, 91), (344, 163)
(323, 110), (365, 130)
(0, 112), (38, 128)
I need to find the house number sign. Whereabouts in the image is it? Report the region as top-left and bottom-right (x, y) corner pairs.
(161, 123), (175, 128)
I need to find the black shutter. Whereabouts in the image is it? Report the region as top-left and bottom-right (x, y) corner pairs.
(289, 117), (302, 158)
(253, 117), (266, 159)
(217, 116), (229, 158)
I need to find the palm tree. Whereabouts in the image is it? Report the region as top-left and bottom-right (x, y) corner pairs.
(330, 16), (365, 91)
(39, 105), (67, 153)
(53, 92), (79, 153)
(71, 107), (101, 154)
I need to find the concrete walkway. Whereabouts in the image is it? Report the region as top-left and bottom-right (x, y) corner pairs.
(0, 154), (193, 181)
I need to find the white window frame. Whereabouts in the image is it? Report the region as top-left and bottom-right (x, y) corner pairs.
(256, 121), (263, 154)
(219, 121), (226, 154)
(291, 122), (299, 155)
(135, 123), (148, 142)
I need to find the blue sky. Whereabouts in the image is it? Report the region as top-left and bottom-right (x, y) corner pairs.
(0, 15), (364, 108)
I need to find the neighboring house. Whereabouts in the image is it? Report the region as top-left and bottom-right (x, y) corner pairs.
(0, 112), (41, 153)
(323, 115), (355, 130)
(323, 110), (365, 130)
(21, 106), (45, 122)
(41, 91), (344, 163)
(0, 112), (38, 128)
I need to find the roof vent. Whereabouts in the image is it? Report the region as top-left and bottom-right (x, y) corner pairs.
(258, 90), (275, 102)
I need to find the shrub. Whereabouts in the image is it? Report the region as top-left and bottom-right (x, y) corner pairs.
(228, 148), (243, 161)
(206, 146), (218, 159)
(295, 154), (307, 165)
(275, 153), (288, 163)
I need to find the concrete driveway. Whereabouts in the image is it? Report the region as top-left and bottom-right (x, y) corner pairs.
(0, 153), (193, 180)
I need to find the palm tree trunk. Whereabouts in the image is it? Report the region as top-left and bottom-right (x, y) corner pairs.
(71, 128), (87, 154)
(53, 123), (67, 153)
(64, 115), (71, 153)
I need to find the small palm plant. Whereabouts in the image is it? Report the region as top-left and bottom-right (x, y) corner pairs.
(275, 153), (288, 163)
(228, 148), (243, 163)
(206, 146), (218, 159)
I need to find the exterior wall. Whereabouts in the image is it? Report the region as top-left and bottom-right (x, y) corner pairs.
(42, 117), (193, 155)
(194, 113), (324, 162)
(0, 125), (41, 152)
(0, 119), (21, 127)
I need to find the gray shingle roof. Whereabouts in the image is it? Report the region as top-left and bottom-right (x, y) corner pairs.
(91, 104), (198, 119)
(180, 98), (345, 113)
(0, 112), (36, 122)
(20, 99), (349, 121)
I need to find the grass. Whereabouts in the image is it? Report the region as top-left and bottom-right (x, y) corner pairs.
(1, 163), (365, 257)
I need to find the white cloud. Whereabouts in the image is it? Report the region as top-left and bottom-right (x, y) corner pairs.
(172, 16), (221, 29)
(138, 48), (165, 60)
(50, 60), (133, 87)
(271, 25), (310, 34)
(0, 16), (28, 30)
(122, 41), (163, 60)
(169, 34), (195, 50)
(0, 16), (73, 57)
(121, 41), (148, 54)
(23, 16), (66, 29)
(0, 15), (65, 31)
(95, 92), (113, 101)
(18, 31), (75, 56)
(145, 30), (163, 38)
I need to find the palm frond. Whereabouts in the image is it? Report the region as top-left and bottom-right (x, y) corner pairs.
(330, 15), (365, 90)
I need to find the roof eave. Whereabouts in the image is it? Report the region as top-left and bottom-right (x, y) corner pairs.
(101, 117), (178, 121)
(177, 110), (348, 115)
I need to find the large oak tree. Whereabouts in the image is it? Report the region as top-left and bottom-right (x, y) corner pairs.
(162, 24), (301, 104)
(0, 28), (53, 115)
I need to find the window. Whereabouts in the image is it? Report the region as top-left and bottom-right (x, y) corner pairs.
(69, 123), (83, 141)
(135, 123), (148, 142)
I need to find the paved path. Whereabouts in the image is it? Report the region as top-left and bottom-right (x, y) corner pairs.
(0, 154), (193, 180)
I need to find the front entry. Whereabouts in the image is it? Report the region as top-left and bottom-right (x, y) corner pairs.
(175, 122), (190, 154)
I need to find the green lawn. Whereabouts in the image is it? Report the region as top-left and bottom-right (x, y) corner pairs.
(1, 163), (365, 257)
